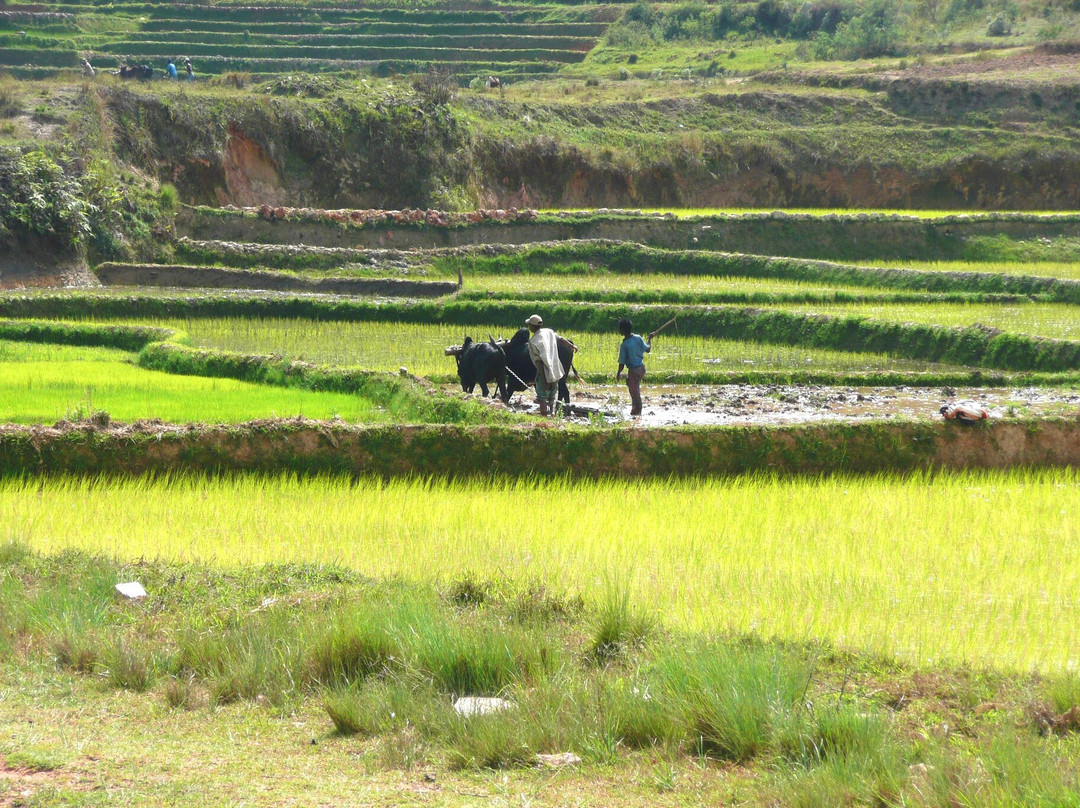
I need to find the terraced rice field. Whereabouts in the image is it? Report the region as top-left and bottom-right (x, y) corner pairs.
(6, 468), (1079, 670)
(0, 1), (610, 79)
(879, 260), (1080, 281)
(105, 317), (973, 379)
(783, 301), (1080, 341)
(0, 340), (395, 423)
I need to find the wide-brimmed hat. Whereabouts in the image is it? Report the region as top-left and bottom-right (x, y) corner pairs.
(525, 314), (543, 327)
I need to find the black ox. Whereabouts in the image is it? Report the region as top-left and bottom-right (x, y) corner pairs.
(455, 336), (508, 400)
(455, 328), (574, 406)
(119, 64), (154, 80)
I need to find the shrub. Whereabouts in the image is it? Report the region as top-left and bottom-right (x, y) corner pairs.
(412, 67), (458, 106)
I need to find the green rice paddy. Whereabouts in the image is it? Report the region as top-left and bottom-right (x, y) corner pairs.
(125, 318), (971, 378)
(462, 272), (882, 298)
(8, 468), (1078, 671)
(0, 341), (394, 424)
(878, 261), (1080, 281)
(782, 301), (1080, 341)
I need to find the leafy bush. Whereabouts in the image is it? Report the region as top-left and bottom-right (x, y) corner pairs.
(813, 0), (903, 59)
(0, 149), (91, 250)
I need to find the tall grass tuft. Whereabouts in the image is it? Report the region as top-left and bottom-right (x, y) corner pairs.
(588, 577), (653, 663)
(655, 642), (810, 761)
(325, 678), (443, 737)
(53, 623), (103, 673)
(1044, 675), (1080, 714)
(105, 640), (156, 692)
(310, 611), (399, 687)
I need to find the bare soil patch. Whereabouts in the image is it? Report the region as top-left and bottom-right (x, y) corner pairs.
(532, 383), (1080, 425)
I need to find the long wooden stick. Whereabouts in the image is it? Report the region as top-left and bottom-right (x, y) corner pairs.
(648, 317), (677, 340)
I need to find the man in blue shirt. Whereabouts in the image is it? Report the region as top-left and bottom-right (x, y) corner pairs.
(615, 317), (651, 417)
(166, 59), (178, 80)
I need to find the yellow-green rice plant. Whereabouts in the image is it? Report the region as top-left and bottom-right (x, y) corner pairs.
(140, 317), (968, 378)
(7, 469), (1080, 671)
(781, 301), (1080, 341)
(882, 260), (1080, 282)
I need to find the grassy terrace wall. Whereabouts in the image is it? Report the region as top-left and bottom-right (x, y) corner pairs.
(95, 262), (459, 296)
(179, 208), (1080, 260)
(1, 419), (1077, 478)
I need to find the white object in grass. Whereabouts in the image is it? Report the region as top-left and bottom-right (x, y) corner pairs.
(115, 581), (147, 600)
(453, 696), (514, 717)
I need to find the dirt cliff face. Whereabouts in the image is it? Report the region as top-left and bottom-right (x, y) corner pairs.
(476, 147), (1080, 210)
(0, 248), (98, 289)
(100, 78), (1080, 211)
(220, 125), (285, 207)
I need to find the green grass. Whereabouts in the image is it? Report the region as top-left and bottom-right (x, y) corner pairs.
(114, 317), (974, 380)
(0, 340), (401, 424)
(6, 468), (1080, 671)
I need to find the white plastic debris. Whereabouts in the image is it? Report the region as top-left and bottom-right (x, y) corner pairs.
(114, 581), (147, 600)
(453, 696), (514, 717)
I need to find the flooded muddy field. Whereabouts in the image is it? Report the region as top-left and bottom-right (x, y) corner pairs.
(500, 384), (1080, 426)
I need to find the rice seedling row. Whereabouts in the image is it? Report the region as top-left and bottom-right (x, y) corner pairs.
(116, 317), (974, 379)
(0, 341), (396, 424)
(878, 260), (1080, 281)
(779, 301), (1080, 341)
(7, 468), (1078, 671)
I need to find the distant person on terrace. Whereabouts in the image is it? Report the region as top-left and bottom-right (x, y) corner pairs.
(166, 59), (178, 80)
(185, 58), (194, 81)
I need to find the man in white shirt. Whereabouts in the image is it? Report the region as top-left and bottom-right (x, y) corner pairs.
(525, 314), (564, 417)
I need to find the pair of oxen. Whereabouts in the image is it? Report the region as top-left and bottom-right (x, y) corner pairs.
(454, 328), (574, 406)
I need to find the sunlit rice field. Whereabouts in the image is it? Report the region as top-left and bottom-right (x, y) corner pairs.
(877, 260), (1080, 281)
(778, 301), (1080, 341)
(463, 272), (880, 297)
(6, 469), (1078, 671)
(0, 341), (392, 424)
(112, 318), (971, 378)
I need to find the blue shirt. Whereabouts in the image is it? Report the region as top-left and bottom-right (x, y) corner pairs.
(618, 334), (650, 368)
(167, 63), (178, 79)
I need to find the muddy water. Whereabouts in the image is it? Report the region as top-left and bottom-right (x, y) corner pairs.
(503, 384), (1080, 425)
